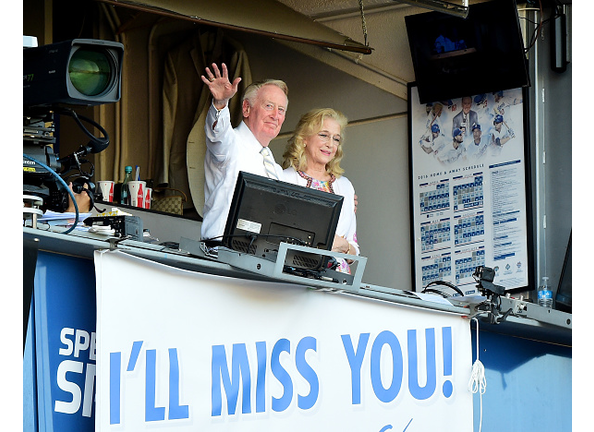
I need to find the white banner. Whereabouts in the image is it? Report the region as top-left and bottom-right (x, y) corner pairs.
(95, 251), (473, 431)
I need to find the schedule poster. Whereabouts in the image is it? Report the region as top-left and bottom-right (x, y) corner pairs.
(408, 85), (532, 293)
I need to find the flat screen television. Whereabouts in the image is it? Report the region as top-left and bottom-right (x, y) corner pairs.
(223, 171), (344, 271)
(405, 0), (530, 104)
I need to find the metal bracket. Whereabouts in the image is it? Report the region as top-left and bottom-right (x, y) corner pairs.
(217, 242), (367, 291)
(108, 235), (132, 250)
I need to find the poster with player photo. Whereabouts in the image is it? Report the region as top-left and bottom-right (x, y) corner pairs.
(408, 83), (534, 295)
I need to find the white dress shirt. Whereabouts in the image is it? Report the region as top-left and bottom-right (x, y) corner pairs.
(201, 102), (282, 240)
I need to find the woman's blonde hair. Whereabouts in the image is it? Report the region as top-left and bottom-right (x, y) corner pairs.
(282, 108), (348, 177)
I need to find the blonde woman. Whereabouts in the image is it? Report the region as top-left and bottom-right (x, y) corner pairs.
(281, 108), (359, 273)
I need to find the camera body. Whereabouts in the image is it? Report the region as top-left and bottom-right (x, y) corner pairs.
(23, 110), (67, 212)
(473, 265), (505, 296)
(23, 108), (95, 212)
(23, 148), (92, 212)
(473, 265), (495, 283)
(23, 38), (124, 212)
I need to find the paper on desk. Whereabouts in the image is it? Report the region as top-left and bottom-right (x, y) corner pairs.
(93, 208), (133, 217)
(39, 210), (93, 222)
(451, 294), (487, 306)
(415, 292), (454, 306)
(37, 210), (93, 232)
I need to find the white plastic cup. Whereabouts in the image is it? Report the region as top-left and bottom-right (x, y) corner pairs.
(128, 181), (146, 208)
(97, 180), (115, 202)
(144, 188), (152, 209)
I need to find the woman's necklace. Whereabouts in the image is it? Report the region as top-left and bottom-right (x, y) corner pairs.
(298, 170), (336, 194)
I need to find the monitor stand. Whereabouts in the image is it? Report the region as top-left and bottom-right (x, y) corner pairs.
(217, 242), (367, 292)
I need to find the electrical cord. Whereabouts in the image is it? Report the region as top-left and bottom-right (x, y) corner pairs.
(521, 0), (567, 56)
(468, 317), (486, 432)
(422, 280), (464, 297)
(496, 308), (516, 324)
(203, 233), (309, 248)
(23, 153), (79, 234)
(421, 288), (450, 298)
(53, 106), (110, 153)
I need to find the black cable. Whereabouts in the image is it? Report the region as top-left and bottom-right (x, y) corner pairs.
(496, 308), (516, 324)
(422, 280), (464, 297)
(422, 288), (450, 298)
(203, 233), (308, 247)
(247, 235), (257, 253)
(23, 153), (79, 234)
(522, 0), (566, 55)
(54, 107), (110, 153)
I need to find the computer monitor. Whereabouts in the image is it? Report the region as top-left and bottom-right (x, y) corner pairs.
(223, 171), (343, 271)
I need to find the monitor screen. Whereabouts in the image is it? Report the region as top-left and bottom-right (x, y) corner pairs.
(223, 171), (343, 271)
(405, 0), (530, 104)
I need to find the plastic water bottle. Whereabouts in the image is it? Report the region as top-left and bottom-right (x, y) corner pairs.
(537, 276), (553, 308)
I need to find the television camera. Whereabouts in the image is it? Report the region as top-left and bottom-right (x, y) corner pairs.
(23, 38), (124, 212)
(473, 265), (505, 297)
